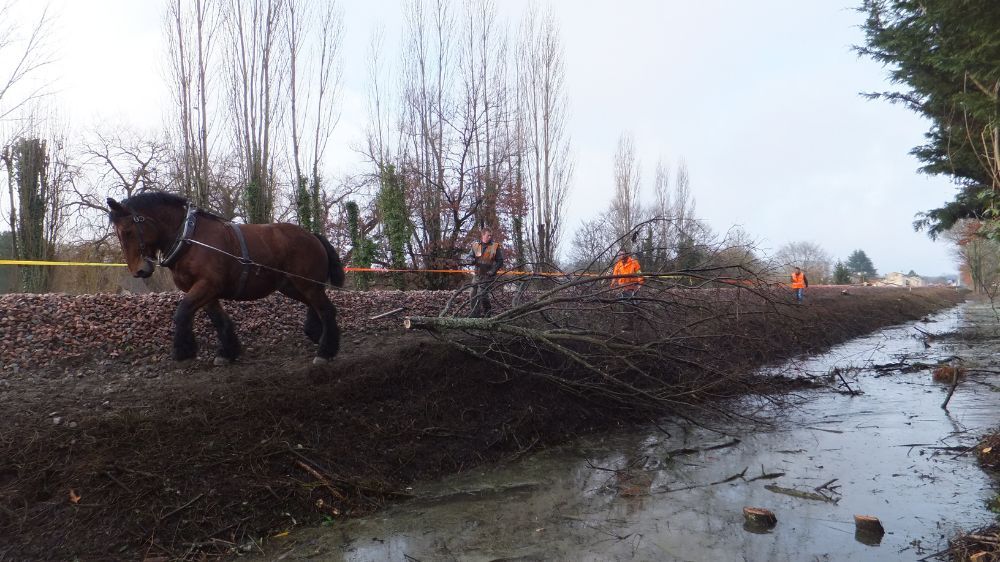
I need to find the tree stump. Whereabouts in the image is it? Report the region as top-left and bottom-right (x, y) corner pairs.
(742, 507), (777, 531)
(854, 514), (885, 545)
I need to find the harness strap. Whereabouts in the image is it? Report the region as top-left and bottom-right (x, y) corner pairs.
(229, 222), (251, 299)
(160, 204), (198, 268)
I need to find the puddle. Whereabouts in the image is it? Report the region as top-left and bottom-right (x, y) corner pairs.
(262, 302), (1000, 561)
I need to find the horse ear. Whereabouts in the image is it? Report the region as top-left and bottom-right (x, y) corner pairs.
(107, 198), (129, 215)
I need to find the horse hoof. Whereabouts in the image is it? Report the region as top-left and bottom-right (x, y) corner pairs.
(213, 356), (233, 367)
(312, 356), (329, 366)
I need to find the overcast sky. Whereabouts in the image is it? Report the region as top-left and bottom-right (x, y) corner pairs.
(9, 0), (960, 276)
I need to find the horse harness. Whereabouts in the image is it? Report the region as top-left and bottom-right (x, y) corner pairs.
(135, 203), (254, 299)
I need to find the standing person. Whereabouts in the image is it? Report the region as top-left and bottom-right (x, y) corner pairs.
(611, 248), (645, 298)
(791, 266), (808, 303)
(469, 227), (503, 317)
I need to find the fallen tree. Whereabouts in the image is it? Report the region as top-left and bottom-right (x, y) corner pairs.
(404, 226), (797, 416)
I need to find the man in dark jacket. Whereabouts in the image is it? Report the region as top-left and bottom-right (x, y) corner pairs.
(469, 227), (503, 317)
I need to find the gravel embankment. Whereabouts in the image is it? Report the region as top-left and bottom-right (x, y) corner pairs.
(0, 290), (464, 370)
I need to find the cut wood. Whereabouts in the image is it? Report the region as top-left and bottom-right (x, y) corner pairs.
(404, 316), (497, 331)
(742, 507), (777, 529)
(854, 514), (885, 535)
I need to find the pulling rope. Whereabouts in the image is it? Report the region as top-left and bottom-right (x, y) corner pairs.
(181, 238), (351, 291)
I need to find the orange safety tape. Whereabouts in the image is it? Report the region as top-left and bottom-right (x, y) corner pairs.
(346, 267), (470, 274)
(346, 267), (601, 277)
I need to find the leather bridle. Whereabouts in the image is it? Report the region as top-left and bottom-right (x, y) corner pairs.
(116, 203), (197, 270)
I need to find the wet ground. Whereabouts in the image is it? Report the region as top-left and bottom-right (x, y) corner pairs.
(257, 301), (1000, 562)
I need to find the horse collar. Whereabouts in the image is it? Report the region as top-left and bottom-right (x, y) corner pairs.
(159, 203), (198, 268)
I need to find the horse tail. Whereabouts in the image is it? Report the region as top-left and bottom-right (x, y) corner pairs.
(314, 234), (346, 288)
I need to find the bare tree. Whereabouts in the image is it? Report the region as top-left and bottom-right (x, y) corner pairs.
(63, 127), (173, 240)
(648, 158), (672, 267)
(567, 211), (615, 271)
(1, 109), (71, 292)
(395, 0), (492, 285)
(363, 29), (392, 170)
(773, 241), (833, 283)
(610, 131), (642, 244)
(460, 0), (518, 235)
(0, 1), (52, 122)
(165, 0), (220, 209)
(945, 220), (1000, 293)
(400, 0), (453, 276)
(287, 0), (342, 234)
(518, 6), (571, 269)
(673, 159), (696, 236)
(225, 0), (285, 224)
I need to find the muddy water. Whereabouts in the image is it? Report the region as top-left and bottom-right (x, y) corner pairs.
(265, 302), (1000, 562)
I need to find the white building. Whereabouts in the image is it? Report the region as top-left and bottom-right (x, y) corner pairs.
(880, 272), (925, 287)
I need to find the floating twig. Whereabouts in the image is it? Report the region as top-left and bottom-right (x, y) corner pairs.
(764, 484), (837, 503)
(665, 438), (741, 457)
(942, 370), (961, 411)
(745, 464), (785, 483)
(805, 426), (844, 434)
(814, 478), (839, 492)
(833, 368), (859, 396)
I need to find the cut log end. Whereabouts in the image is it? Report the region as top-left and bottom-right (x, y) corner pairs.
(854, 514), (885, 535)
(742, 507), (777, 528)
(403, 317), (413, 330)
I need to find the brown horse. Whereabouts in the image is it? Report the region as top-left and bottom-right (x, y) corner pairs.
(107, 192), (345, 365)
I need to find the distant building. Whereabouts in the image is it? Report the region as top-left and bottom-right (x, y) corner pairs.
(879, 272), (925, 287)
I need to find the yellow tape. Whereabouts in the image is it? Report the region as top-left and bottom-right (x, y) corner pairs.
(0, 260), (127, 267)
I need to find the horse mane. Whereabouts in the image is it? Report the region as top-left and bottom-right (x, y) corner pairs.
(121, 191), (189, 213)
(110, 190), (230, 223)
(109, 191), (188, 222)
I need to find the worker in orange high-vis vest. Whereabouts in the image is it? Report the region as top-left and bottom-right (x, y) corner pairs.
(612, 248), (645, 298)
(791, 266), (808, 303)
(468, 227), (503, 317)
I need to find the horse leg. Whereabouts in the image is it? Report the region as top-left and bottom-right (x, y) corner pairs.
(302, 287), (339, 363)
(315, 294), (340, 361)
(304, 308), (322, 344)
(279, 277), (339, 362)
(173, 285), (215, 361)
(279, 284), (322, 344)
(205, 300), (241, 363)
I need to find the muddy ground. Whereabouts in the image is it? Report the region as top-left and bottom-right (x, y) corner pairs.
(0, 287), (964, 560)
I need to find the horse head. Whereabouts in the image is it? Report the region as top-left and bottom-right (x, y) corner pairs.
(107, 197), (162, 278)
